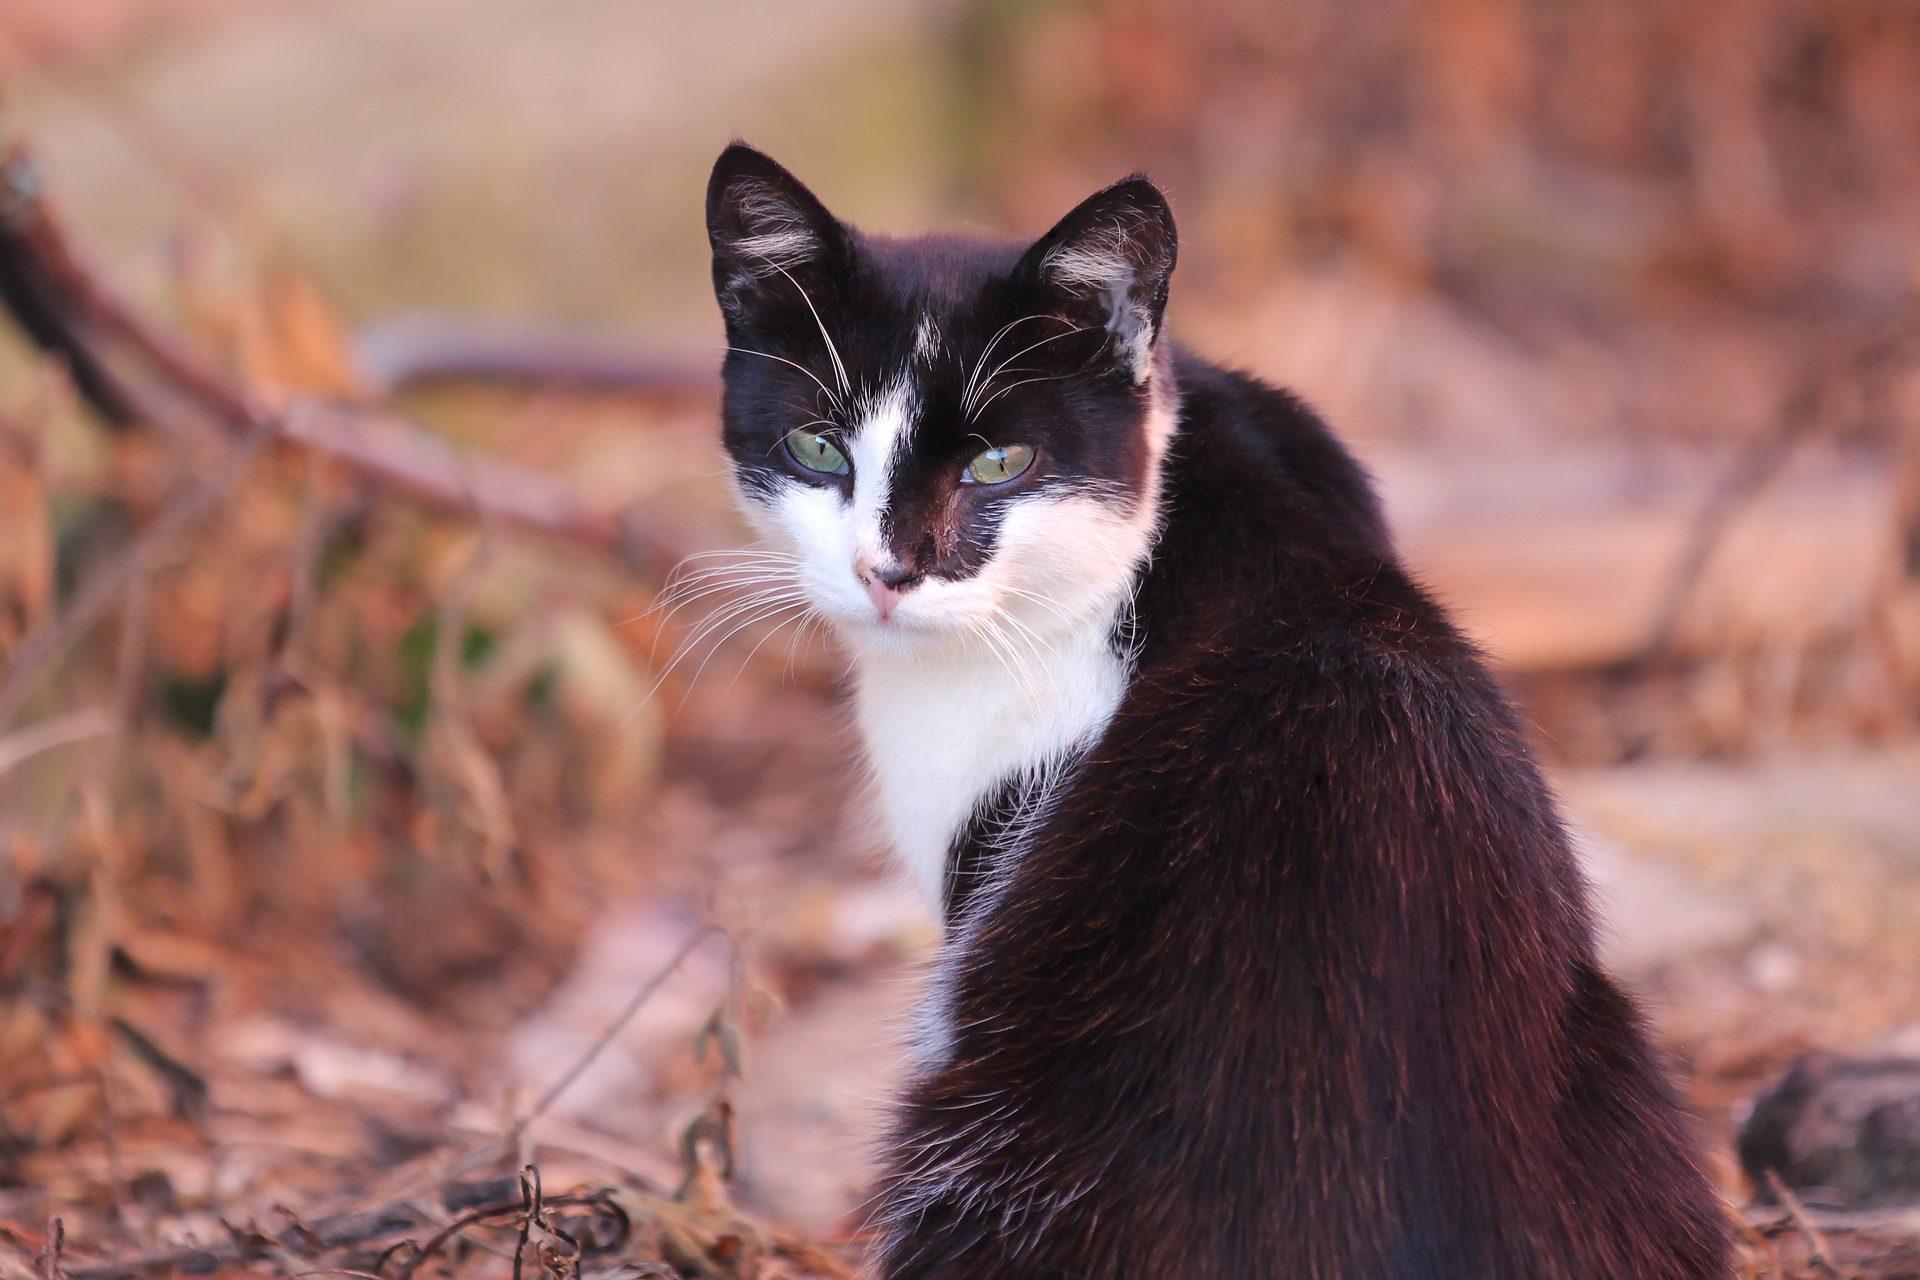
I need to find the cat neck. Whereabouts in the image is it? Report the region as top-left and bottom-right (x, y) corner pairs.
(845, 367), (1180, 914)
(824, 360), (1176, 920)
(848, 611), (1133, 910)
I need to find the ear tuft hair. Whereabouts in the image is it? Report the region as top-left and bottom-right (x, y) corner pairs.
(1021, 176), (1177, 383)
(706, 144), (847, 319)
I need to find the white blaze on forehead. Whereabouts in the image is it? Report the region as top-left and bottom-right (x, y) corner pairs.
(847, 374), (919, 569)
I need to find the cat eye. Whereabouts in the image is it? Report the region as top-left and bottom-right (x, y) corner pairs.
(784, 427), (850, 476)
(964, 444), (1035, 486)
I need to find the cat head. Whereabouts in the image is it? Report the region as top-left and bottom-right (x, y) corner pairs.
(705, 143), (1178, 660)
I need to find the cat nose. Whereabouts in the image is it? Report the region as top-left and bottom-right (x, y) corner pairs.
(857, 559), (922, 620)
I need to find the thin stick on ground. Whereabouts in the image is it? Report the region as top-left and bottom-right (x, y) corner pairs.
(529, 925), (722, 1123)
(0, 150), (703, 578)
(1765, 1170), (1843, 1278)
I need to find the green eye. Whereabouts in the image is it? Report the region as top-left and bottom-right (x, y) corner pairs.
(965, 444), (1035, 485)
(784, 428), (849, 476)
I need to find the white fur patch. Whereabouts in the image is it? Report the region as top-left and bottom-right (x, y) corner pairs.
(855, 587), (1128, 907)
(847, 376), (915, 573)
(913, 313), (940, 364)
(734, 352), (1179, 937)
(1040, 217), (1161, 383)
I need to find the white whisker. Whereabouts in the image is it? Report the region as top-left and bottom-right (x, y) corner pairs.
(722, 344), (844, 414)
(972, 371), (1079, 418)
(967, 326), (1092, 417)
(961, 314), (1057, 414)
(748, 253), (852, 401)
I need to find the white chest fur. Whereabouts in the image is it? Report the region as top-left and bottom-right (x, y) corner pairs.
(852, 620), (1130, 912)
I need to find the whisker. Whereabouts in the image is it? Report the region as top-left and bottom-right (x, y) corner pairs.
(652, 582), (807, 663)
(624, 587), (811, 720)
(976, 613), (1047, 714)
(972, 371), (1079, 418)
(967, 326), (1093, 416)
(642, 568), (806, 628)
(746, 254), (852, 401)
(992, 583), (1079, 627)
(680, 601), (813, 706)
(962, 314), (1049, 413)
(727, 603), (821, 692)
(722, 344), (844, 414)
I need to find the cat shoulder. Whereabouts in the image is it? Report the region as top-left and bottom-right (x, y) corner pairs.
(1166, 350), (1393, 561)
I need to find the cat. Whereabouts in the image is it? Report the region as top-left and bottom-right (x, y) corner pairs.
(704, 142), (1731, 1279)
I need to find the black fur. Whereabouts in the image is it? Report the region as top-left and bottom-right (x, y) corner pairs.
(705, 144), (1731, 1280)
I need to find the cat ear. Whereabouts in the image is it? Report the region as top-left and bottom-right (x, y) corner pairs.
(1017, 176), (1177, 383)
(706, 144), (850, 323)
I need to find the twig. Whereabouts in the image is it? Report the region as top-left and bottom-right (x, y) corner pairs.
(0, 709), (116, 777)
(111, 573), (149, 729)
(1639, 374), (1823, 666)
(281, 450), (333, 664)
(60, 1184), (622, 1280)
(38, 1218), (60, 1280)
(529, 926), (720, 1122)
(1764, 1169), (1842, 1278)
(0, 413), (278, 730)
(0, 155), (138, 424)
(511, 1168), (536, 1280)
(1, 148), (258, 432)
(1729, 1201), (1782, 1279)
(354, 314), (712, 395)
(109, 1017), (210, 1126)
(279, 402), (691, 574)
(391, 1185), (627, 1280)
(1640, 318), (1918, 667)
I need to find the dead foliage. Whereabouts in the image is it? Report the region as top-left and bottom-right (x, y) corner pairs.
(0, 141), (867, 1278)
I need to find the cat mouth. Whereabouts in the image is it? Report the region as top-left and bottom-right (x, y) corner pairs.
(834, 592), (955, 644)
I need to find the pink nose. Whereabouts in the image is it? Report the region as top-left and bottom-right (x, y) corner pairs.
(868, 577), (904, 620)
(857, 560), (918, 621)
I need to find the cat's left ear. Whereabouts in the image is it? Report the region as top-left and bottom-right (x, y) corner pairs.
(1017, 176), (1177, 383)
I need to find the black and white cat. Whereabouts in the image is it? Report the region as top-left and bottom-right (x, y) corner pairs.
(705, 143), (1730, 1279)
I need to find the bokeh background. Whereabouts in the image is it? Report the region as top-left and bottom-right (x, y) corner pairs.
(2, 1), (1919, 1275)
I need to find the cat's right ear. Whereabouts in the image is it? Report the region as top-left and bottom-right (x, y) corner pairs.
(706, 144), (849, 324)
(1015, 175), (1177, 385)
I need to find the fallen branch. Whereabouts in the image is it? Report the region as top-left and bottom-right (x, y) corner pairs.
(354, 313), (713, 395)
(1638, 318), (1918, 668)
(38, 1217), (61, 1280)
(56, 1175), (627, 1280)
(0, 145), (704, 584)
(278, 401), (691, 576)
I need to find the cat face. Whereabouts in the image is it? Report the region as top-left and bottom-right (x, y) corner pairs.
(705, 144), (1178, 659)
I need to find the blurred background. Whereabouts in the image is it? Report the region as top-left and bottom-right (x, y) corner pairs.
(1, 0), (1919, 1275)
